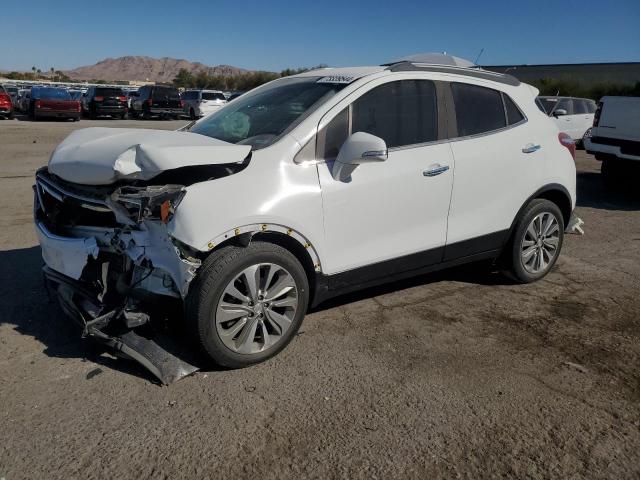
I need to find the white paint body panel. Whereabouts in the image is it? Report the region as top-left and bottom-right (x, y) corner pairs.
(42, 66), (576, 283)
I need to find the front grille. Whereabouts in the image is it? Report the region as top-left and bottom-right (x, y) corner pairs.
(590, 136), (640, 157)
(35, 170), (118, 228)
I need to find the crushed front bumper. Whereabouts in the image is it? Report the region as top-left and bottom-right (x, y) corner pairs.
(34, 169), (201, 384)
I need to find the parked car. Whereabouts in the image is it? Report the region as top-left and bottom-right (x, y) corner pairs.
(16, 89), (31, 112)
(182, 89), (227, 119)
(130, 85), (183, 119)
(584, 96), (640, 184)
(28, 87), (80, 121)
(82, 86), (128, 119)
(2, 84), (19, 107)
(536, 96), (596, 145)
(34, 55), (578, 383)
(0, 86), (14, 119)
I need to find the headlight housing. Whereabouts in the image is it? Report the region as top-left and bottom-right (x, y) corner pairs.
(111, 185), (186, 224)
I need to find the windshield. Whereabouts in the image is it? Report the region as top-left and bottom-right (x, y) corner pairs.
(32, 88), (71, 100)
(95, 87), (123, 96)
(190, 77), (348, 149)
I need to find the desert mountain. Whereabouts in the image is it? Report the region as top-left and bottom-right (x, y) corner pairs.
(63, 56), (249, 82)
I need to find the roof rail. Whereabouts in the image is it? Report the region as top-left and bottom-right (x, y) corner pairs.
(384, 61), (521, 87)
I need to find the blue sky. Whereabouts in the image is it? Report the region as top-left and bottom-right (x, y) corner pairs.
(1, 0), (639, 72)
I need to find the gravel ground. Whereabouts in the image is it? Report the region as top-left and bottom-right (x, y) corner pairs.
(0, 117), (639, 480)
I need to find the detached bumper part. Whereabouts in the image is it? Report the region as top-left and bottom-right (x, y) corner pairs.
(565, 213), (585, 235)
(44, 267), (198, 385)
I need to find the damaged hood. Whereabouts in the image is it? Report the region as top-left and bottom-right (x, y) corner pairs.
(48, 127), (251, 185)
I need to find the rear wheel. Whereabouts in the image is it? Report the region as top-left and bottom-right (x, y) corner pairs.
(503, 199), (564, 283)
(186, 242), (309, 368)
(189, 108), (196, 120)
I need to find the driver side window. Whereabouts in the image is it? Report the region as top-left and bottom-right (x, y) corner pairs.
(317, 80), (438, 160)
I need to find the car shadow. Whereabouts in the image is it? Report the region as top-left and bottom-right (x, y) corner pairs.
(1, 246), (509, 383)
(576, 170), (640, 211)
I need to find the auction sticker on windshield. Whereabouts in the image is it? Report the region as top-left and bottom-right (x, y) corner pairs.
(317, 76), (355, 84)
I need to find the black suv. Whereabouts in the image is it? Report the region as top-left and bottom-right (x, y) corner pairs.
(82, 87), (128, 119)
(130, 85), (183, 119)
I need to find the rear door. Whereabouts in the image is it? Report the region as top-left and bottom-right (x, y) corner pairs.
(553, 98), (577, 138)
(152, 87), (181, 109)
(446, 82), (544, 256)
(317, 78), (455, 276)
(572, 99), (595, 139)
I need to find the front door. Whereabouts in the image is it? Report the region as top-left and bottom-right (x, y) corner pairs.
(316, 79), (454, 277)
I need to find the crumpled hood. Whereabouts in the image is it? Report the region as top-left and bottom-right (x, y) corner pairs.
(48, 127), (252, 185)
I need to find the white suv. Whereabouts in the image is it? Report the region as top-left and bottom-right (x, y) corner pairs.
(537, 96), (597, 145)
(181, 89), (227, 119)
(34, 55), (577, 382)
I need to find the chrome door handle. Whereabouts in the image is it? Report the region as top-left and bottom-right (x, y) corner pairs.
(423, 164), (450, 177)
(522, 143), (541, 154)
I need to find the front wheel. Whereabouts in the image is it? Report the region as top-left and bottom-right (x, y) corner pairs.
(186, 242), (309, 368)
(502, 199), (564, 283)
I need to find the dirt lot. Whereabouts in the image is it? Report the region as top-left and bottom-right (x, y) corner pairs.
(1, 117), (639, 480)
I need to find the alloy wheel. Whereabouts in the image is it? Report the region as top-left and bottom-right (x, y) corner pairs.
(520, 212), (560, 274)
(215, 263), (299, 355)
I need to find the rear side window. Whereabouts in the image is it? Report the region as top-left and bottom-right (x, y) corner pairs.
(451, 83), (506, 136)
(351, 80), (438, 148)
(573, 99), (593, 114)
(503, 94), (524, 125)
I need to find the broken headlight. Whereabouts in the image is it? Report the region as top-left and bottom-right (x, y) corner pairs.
(110, 185), (186, 224)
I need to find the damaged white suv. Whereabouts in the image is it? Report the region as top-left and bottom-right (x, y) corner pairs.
(35, 55), (578, 383)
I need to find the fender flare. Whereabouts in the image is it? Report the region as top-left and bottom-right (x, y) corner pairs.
(504, 183), (573, 248)
(204, 223), (322, 273)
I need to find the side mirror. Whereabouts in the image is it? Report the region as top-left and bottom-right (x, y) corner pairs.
(553, 108), (568, 117)
(333, 132), (387, 181)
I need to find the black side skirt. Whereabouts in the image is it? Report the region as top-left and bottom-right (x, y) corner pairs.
(312, 229), (509, 307)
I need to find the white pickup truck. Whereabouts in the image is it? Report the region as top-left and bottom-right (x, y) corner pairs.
(584, 96), (640, 182)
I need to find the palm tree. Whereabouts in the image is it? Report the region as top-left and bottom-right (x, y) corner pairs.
(50, 67), (55, 82)
(31, 66), (36, 79)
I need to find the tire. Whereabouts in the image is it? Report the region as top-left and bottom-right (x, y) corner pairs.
(89, 106), (96, 120)
(73, 116), (80, 122)
(186, 241), (309, 368)
(502, 199), (564, 283)
(130, 108), (138, 119)
(189, 108), (196, 120)
(120, 112), (127, 120)
(8, 110), (14, 120)
(141, 106), (150, 120)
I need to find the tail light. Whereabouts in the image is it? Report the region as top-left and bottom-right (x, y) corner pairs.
(0, 93), (10, 106)
(558, 132), (576, 161)
(593, 102), (602, 127)
(180, 99), (185, 108)
(146, 98), (153, 106)
(118, 96), (126, 102)
(35, 100), (42, 109)
(94, 96), (104, 102)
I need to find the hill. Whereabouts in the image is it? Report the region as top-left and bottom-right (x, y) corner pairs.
(63, 56), (249, 82)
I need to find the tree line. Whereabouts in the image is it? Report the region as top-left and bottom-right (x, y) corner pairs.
(172, 66), (327, 91)
(530, 78), (640, 100)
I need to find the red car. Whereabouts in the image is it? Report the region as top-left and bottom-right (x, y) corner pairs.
(28, 87), (80, 121)
(0, 86), (14, 119)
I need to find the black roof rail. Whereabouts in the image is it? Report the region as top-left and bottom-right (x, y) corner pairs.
(384, 61), (521, 87)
